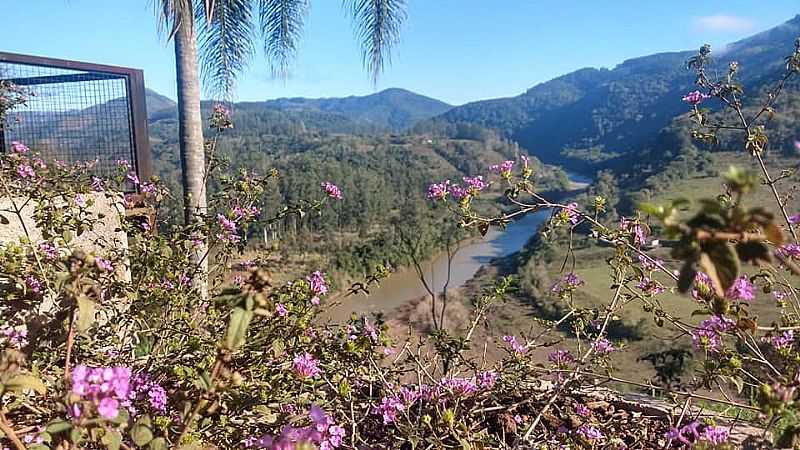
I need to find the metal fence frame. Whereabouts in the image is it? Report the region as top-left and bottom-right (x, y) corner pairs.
(0, 51), (153, 184)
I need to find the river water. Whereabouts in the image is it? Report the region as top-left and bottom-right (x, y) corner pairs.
(326, 172), (591, 321)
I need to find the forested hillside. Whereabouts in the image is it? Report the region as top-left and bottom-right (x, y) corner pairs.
(425, 15), (800, 171)
(146, 103), (568, 279)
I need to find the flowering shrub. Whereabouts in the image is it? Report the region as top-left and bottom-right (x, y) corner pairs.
(5, 38), (800, 450)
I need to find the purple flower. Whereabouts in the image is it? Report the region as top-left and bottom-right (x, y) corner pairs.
(682, 90), (711, 105)
(638, 254), (664, 272)
(95, 256), (114, 272)
(126, 171), (140, 186)
(216, 214), (240, 244)
(375, 396), (405, 424)
(462, 176), (487, 193)
(116, 159), (131, 169)
(10, 141), (29, 153)
(560, 202), (581, 225)
(141, 182), (156, 195)
(778, 244), (800, 260)
(726, 275), (755, 301)
(767, 330), (794, 351)
(275, 303), (288, 317)
(449, 184), (468, 200)
(91, 176), (105, 192)
(550, 272), (584, 296)
(575, 404), (590, 417)
(74, 193), (87, 208)
(592, 338), (615, 355)
(38, 242), (58, 260)
(0, 325), (28, 348)
(691, 272), (715, 301)
(699, 425), (729, 445)
(502, 335), (527, 355)
(16, 164), (34, 178)
(620, 217), (647, 246)
(307, 271), (329, 301)
(427, 180), (451, 201)
(292, 352), (321, 379)
(71, 366), (131, 420)
(575, 424), (603, 441)
(25, 276), (42, 294)
(321, 181), (343, 200)
(548, 349), (574, 365)
(477, 371), (498, 389)
(489, 160), (514, 177)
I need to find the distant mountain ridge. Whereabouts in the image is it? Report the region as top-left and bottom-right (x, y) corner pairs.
(145, 87), (452, 132)
(425, 15), (800, 168)
(263, 88), (452, 130)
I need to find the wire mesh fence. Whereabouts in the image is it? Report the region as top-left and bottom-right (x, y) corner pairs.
(0, 52), (152, 190)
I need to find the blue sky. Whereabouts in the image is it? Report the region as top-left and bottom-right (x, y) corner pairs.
(3, 1), (798, 105)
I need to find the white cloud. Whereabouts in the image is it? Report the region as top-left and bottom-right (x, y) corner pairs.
(693, 15), (755, 33)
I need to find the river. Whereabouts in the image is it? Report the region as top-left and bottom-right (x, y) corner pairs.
(326, 172), (592, 322)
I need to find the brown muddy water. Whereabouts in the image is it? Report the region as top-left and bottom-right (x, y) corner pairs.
(325, 172), (591, 322)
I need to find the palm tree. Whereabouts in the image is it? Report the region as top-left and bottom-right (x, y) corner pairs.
(155, 0), (407, 294)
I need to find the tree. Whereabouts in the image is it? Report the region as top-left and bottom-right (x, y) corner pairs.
(155, 0), (407, 295)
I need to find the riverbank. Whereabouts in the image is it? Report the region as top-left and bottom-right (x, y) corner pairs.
(323, 171), (592, 323)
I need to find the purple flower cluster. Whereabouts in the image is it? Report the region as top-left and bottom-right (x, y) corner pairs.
(548, 349), (574, 366)
(307, 271), (329, 305)
(126, 372), (168, 415)
(10, 141), (29, 154)
(666, 421), (729, 447)
(778, 244), (800, 260)
(575, 424), (604, 441)
(292, 352), (321, 379)
(682, 90), (711, 105)
(502, 335), (527, 355)
(249, 405), (344, 450)
(71, 365), (132, 420)
(550, 272), (584, 297)
(592, 338), (615, 355)
(217, 214), (241, 244)
(426, 180), (451, 201)
(38, 241), (59, 260)
(95, 256), (114, 272)
(691, 272), (715, 301)
(766, 330), (794, 351)
(638, 254), (664, 272)
(0, 325), (28, 349)
(321, 181), (343, 200)
(691, 315), (735, 353)
(620, 217), (647, 247)
(561, 202), (581, 225)
(726, 275), (755, 302)
(489, 160), (514, 177)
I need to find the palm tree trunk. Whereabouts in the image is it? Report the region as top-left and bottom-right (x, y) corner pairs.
(174, 10), (209, 298)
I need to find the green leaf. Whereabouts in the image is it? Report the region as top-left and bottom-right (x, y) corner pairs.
(149, 438), (168, 450)
(5, 374), (46, 394)
(131, 424), (153, 447)
(101, 429), (122, 450)
(76, 295), (95, 333)
(225, 307), (253, 350)
(45, 420), (73, 434)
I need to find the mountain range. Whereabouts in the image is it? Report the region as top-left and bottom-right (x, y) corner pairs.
(426, 15), (800, 167)
(145, 87), (451, 131)
(144, 14), (800, 174)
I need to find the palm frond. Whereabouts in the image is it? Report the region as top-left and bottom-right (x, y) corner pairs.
(343, 0), (407, 83)
(258, 0), (310, 79)
(154, 0), (195, 41)
(197, 0), (256, 99)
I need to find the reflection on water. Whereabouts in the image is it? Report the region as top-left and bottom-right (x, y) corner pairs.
(326, 172), (591, 321)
